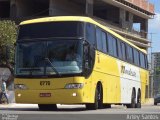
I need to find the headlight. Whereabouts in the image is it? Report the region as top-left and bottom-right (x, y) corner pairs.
(14, 84), (28, 90)
(65, 83), (84, 89)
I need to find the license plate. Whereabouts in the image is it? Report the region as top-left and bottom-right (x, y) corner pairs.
(39, 93), (51, 97)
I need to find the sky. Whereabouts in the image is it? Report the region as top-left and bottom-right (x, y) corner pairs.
(148, 0), (160, 52)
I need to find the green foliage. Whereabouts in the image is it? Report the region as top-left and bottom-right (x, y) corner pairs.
(0, 20), (17, 64)
(155, 67), (160, 75)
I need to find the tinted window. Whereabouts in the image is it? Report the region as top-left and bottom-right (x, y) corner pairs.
(145, 55), (148, 69)
(86, 23), (96, 45)
(127, 45), (133, 63)
(107, 33), (118, 57)
(121, 42), (126, 60)
(108, 34), (114, 55)
(117, 40), (122, 59)
(140, 53), (145, 68)
(102, 32), (107, 53)
(112, 37), (118, 57)
(96, 28), (103, 51)
(18, 22), (84, 40)
(133, 49), (140, 66)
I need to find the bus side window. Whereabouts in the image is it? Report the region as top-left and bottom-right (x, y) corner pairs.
(140, 53), (145, 68)
(121, 42), (126, 61)
(145, 55), (148, 69)
(133, 49), (140, 66)
(117, 40), (122, 59)
(127, 45), (134, 63)
(102, 32), (107, 53)
(86, 23), (96, 46)
(96, 27), (103, 52)
(107, 33), (118, 57)
(112, 37), (118, 57)
(107, 33), (114, 55)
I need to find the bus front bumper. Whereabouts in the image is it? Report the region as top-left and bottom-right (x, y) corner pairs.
(15, 89), (88, 104)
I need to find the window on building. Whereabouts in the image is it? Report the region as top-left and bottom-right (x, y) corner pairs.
(125, 11), (129, 21)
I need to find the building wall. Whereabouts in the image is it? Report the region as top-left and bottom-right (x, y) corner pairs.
(151, 52), (160, 96)
(49, 0), (85, 16)
(119, 8), (133, 31)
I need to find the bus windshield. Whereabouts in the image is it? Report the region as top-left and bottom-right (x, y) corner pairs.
(15, 40), (83, 77)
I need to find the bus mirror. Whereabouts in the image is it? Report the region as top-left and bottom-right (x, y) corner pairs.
(84, 60), (89, 69)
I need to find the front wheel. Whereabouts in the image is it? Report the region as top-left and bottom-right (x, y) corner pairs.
(136, 91), (141, 108)
(86, 85), (103, 110)
(103, 104), (111, 108)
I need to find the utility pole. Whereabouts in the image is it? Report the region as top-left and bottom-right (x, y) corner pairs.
(148, 33), (156, 98)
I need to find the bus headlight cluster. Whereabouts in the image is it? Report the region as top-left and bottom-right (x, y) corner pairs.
(14, 84), (28, 90)
(65, 83), (84, 89)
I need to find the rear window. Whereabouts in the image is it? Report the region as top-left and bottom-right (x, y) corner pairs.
(18, 21), (84, 40)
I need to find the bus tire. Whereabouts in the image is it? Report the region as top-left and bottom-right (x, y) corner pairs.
(126, 89), (136, 108)
(103, 104), (111, 108)
(154, 102), (157, 105)
(86, 84), (103, 110)
(38, 104), (57, 111)
(136, 90), (141, 108)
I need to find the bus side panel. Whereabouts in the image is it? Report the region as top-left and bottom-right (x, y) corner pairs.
(140, 69), (149, 103)
(92, 51), (121, 104)
(117, 61), (141, 104)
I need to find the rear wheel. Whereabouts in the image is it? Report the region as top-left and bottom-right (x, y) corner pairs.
(154, 102), (157, 105)
(136, 90), (141, 108)
(38, 104), (57, 111)
(103, 104), (111, 108)
(126, 90), (136, 108)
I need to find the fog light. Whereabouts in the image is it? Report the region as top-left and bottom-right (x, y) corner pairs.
(72, 93), (77, 97)
(17, 94), (21, 97)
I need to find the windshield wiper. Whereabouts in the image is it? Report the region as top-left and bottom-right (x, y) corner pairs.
(44, 58), (61, 76)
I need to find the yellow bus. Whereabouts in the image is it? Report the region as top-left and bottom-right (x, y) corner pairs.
(14, 16), (149, 110)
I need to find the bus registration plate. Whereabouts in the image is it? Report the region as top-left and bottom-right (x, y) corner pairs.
(40, 93), (51, 97)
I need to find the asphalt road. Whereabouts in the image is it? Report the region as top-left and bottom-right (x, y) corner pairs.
(0, 104), (160, 120)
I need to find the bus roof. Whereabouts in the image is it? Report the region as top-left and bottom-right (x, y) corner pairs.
(20, 16), (147, 54)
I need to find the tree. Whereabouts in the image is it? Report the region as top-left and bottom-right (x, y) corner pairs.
(155, 67), (160, 75)
(0, 20), (17, 86)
